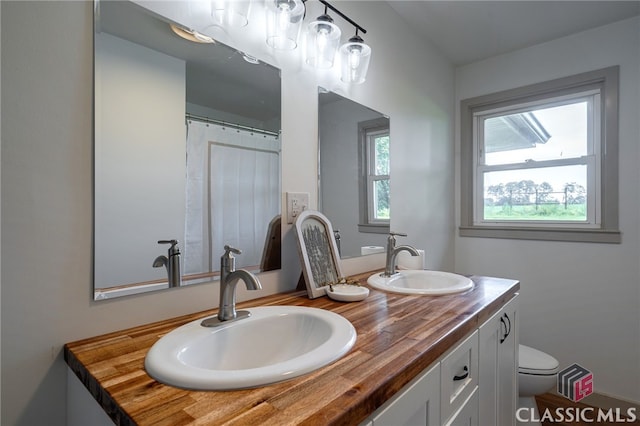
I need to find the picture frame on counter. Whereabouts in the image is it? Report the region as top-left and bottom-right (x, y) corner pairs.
(293, 210), (343, 299)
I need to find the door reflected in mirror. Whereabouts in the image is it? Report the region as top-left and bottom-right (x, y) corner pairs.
(93, 1), (281, 299)
(318, 89), (390, 259)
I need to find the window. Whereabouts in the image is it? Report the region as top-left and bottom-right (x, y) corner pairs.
(359, 118), (390, 233)
(460, 66), (621, 243)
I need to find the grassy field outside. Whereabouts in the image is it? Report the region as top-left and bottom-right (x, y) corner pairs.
(484, 203), (587, 221)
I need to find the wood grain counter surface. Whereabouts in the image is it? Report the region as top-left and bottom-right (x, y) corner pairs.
(65, 272), (519, 425)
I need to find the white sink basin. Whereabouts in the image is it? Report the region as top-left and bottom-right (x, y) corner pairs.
(367, 270), (474, 295)
(145, 306), (356, 390)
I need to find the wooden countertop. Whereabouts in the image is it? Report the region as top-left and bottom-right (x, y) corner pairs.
(65, 272), (519, 425)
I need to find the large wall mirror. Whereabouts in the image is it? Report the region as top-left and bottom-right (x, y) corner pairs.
(318, 89), (390, 259)
(94, 1), (282, 300)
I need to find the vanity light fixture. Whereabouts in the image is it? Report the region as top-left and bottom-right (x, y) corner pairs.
(170, 24), (215, 44)
(211, 0), (251, 27)
(305, 6), (341, 68)
(265, 0), (306, 50)
(211, 0), (252, 27)
(340, 30), (371, 84)
(267, 0), (372, 82)
(306, 0), (370, 83)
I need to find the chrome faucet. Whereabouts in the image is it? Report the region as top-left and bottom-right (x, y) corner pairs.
(153, 240), (182, 287)
(202, 245), (262, 327)
(383, 232), (420, 277)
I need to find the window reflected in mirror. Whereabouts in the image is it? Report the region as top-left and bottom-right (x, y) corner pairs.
(318, 89), (390, 259)
(361, 119), (390, 225)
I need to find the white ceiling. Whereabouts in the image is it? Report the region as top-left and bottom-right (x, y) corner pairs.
(387, 1), (640, 66)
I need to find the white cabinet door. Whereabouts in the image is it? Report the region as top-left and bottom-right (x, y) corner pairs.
(479, 294), (519, 426)
(498, 296), (518, 426)
(370, 363), (441, 426)
(479, 305), (501, 425)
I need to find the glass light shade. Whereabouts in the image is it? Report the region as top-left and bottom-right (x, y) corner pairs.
(306, 15), (341, 68)
(212, 0), (251, 28)
(340, 36), (371, 84)
(265, 0), (305, 50)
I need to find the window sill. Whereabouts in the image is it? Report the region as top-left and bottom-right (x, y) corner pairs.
(459, 226), (621, 243)
(358, 223), (390, 234)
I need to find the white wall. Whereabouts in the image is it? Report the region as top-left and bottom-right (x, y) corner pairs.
(0, 1), (454, 424)
(454, 17), (640, 403)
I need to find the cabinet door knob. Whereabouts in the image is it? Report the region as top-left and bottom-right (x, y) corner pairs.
(453, 366), (469, 381)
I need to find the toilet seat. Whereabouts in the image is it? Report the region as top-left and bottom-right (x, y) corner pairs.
(519, 344), (559, 375)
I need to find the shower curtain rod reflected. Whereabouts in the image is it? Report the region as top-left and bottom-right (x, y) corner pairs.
(186, 113), (280, 139)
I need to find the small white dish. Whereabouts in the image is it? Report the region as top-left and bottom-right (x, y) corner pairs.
(327, 284), (369, 302)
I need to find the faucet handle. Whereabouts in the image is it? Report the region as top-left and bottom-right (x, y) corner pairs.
(158, 240), (180, 255)
(388, 232), (407, 245)
(389, 232), (407, 238)
(223, 245), (242, 256)
(221, 246), (241, 274)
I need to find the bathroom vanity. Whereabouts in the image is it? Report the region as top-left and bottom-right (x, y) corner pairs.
(65, 271), (519, 425)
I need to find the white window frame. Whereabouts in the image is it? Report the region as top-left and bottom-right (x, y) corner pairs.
(460, 66), (621, 243)
(473, 91), (600, 228)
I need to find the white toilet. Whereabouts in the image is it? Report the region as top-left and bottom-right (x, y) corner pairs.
(518, 344), (560, 425)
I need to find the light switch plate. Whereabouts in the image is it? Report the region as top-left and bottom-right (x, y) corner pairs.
(286, 192), (310, 224)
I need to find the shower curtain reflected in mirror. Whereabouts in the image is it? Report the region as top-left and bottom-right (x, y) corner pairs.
(185, 120), (281, 279)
